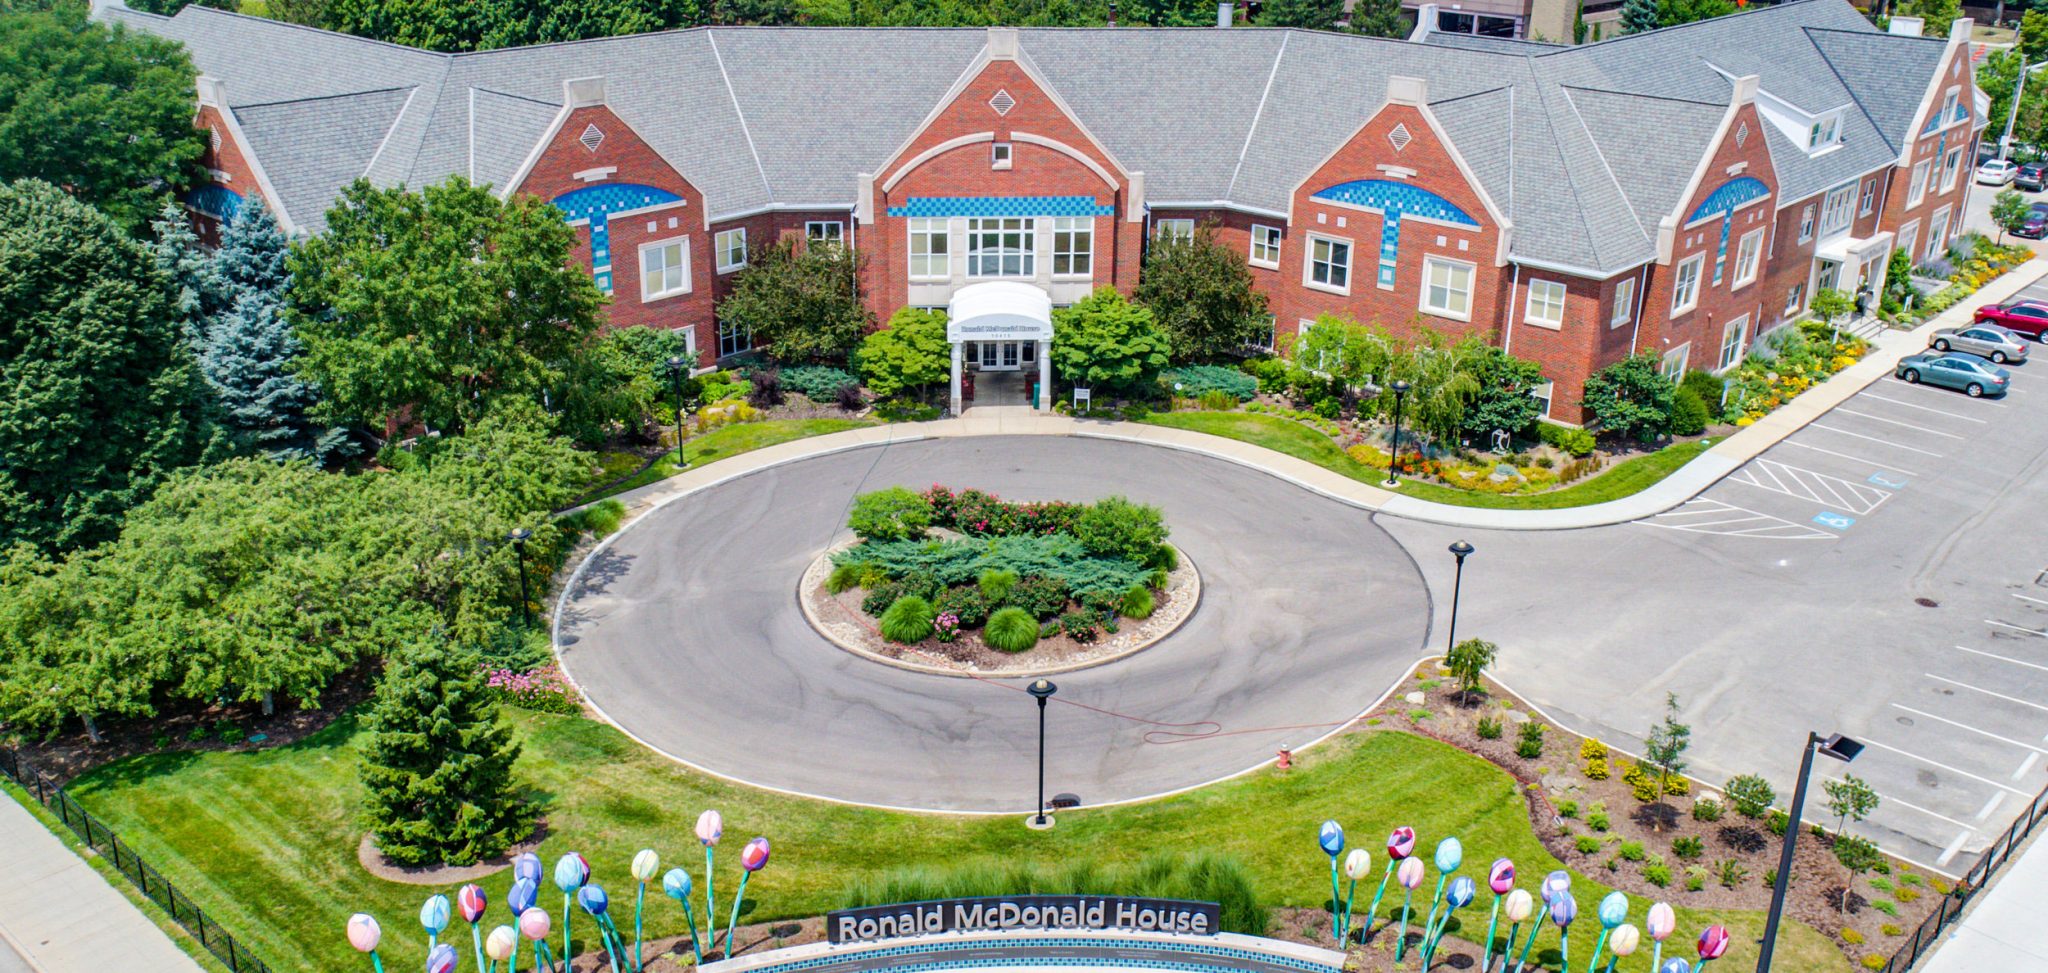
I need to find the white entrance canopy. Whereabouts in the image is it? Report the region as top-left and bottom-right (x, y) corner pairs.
(946, 281), (1053, 415)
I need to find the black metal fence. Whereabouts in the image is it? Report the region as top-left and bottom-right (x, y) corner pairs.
(1883, 773), (2048, 973)
(0, 747), (272, 973)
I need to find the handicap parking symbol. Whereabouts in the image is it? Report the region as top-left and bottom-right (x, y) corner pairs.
(1868, 471), (1909, 489)
(1813, 511), (1857, 531)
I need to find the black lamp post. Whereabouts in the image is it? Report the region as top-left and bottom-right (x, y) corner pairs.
(1757, 731), (1864, 973)
(1384, 379), (1412, 488)
(1445, 540), (1474, 650)
(1027, 679), (1058, 826)
(508, 527), (533, 628)
(666, 355), (689, 468)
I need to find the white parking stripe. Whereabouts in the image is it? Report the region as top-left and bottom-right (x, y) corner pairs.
(1811, 423), (1945, 456)
(2014, 593), (2048, 607)
(1832, 407), (1967, 439)
(1882, 377), (2010, 406)
(1956, 645), (2048, 673)
(1939, 828), (1973, 867)
(2014, 753), (2041, 780)
(1987, 619), (2047, 637)
(1859, 738), (2035, 796)
(1858, 391), (1990, 422)
(1726, 459), (1892, 514)
(1816, 775), (1981, 829)
(1924, 673), (2048, 713)
(1777, 439), (1924, 476)
(1890, 703), (2048, 756)
(1975, 793), (2005, 821)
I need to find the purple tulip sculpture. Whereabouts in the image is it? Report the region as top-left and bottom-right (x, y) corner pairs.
(459, 884), (489, 973)
(696, 810), (724, 954)
(348, 913), (385, 973)
(1317, 820), (1346, 944)
(1645, 902), (1676, 973)
(579, 884), (626, 971)
(1412, 837), (1463, 964)
(1421, 874), (1475, 970)
(723, 837), (772, 956)
(1695, 924), (1730, 973)
(662, 867), (705, 968)
(426, 943), (458, 973)
(1481, 858), (1515, 973)
(1366, 826), (1416, 942)
(1585, 891), (1628, 973)
(1393, 856), (1426, 961)
(420, 894), (451, 953)
(508, 879), (539, 973)
(630, 850), (660, 971)
(1340, 849), (1371, 946)
(1548, 891), (1578, 973)
(1498, 889), (1534, 973)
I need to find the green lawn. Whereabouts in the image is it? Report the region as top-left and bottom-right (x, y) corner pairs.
(1140, 412), (1715, 510)
(583, 418), (875, 503)
(62, 712), (1845, 973)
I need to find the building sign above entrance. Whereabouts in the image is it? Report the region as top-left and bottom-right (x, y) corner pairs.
(826, 896), (1220, 944)
(946, 280), (1054, 344)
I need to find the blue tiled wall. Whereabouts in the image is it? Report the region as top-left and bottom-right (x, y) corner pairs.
(886, 196), (1113, 218)
(1308, 180), (1479, 288)
(550, 183), (687, 295)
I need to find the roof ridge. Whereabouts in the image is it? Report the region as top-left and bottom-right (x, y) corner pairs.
(1556, 84), (1725, 108)
(1224, 30), (1290, 199)
(174, 5), (450, 60)
(1803, 24), (1946, 44)
(704, 31), (773, 201)
(231, 85), (418, 111)
(1801, 26), (1906, 153)
(1559, 0), (1841, 52)
(1558, 86), (1647, 245)
(466, 85), (562, 108)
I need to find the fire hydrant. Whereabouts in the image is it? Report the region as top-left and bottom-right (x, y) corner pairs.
(1275, 747), (1293, 771)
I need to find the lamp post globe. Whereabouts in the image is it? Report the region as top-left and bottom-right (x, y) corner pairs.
(1445, 540), (1474, 651)
(508, 528), (534, 628)
(1026, 680), (1058, 827)
(1385, 380), (1412, 488)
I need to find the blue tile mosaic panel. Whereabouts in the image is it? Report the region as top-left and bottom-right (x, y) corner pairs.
(550, 183), (687, 294)
(886, 196), (1114, 218)
(1684, 176), (1769, 285)
(1308, 180), (1479, 288)
(182, 184), (244, 222)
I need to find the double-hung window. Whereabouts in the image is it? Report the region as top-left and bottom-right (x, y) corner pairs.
(640, 238), (690, 301)
(1051, 217), (1092, 277)
(1783, 283), (1805, 317)
(1250, 225), (1283, 268)
(1305, 234), (1350, 293)
(1819, 183), (1856, 238)
(1926, 208), (1950, 261)
(1524, 278), (1567, 329)
(1154, 218), (1194, 241)
(717, 319), (751, 358)
(1858, 180), (1876, 217)
(1907, 160), (1932, 207)
(1733, 229), (1764, 288)
(908, 218), (949, 280)
(1531, 381), (1554, 418)
(806, 221), (844, 245)
(1671, 254), (1703, 314)
(1940, 148), (1963, 193)
(967, 217), (1034, 277)
(714, 228), (747, 273)
(1717, 315), (1749, 372)
(1421, 256), (1474, 319)
(1611, 277), (1635, 329)
(1662, 343), (1690, 379)
(1797, 206), (1815, 243)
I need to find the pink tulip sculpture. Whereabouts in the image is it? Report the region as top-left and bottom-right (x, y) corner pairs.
(1548, 891), (1579, 973)
(1394, 856), (1426, 961)
(1339, 849), (1371, 945)
(426, 943), (458, 973)
(1585, 891), (1629, 973)
(1695, 925), (1730, 973)
(1645, 902), (1676, 973)
(485, 925), (517, 973)
(520, 907), (559, 973)
(348, 913), (385, 973)
(458, 884), (489, 973)
(630, 850), (661, 971)
(1410, 837), (1463, 963)
(1498, 889), (1535, 973)
(662, 868), (704, 968)
(1601, 923), (1639, 973)
(722, 837), (772, 955)
(1363, 827), (1415, 942)
(1317, 821), (1346, 945)
(696, 810), (724, 954)
(1481, 858), (1515, 973)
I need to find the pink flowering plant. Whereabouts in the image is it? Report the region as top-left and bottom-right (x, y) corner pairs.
(934, 611), (961, 643)
(479, 663), (581, 715)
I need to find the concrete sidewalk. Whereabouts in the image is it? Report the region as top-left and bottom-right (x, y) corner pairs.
(1918, 825), (2048, 973)
(0, 791), (203, 973)
(603, 259), (2048, 529)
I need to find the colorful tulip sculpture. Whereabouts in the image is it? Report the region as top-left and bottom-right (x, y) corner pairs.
(508, 879), (539, 973)
(1645, 902), (1676, 973)
(459, 885), (489, 973)
(1499, 889), (1534, 973)
(519, 906), (558, 973)
(1695, 925), (1730, 973)
(1364, 827), (1415, 942)
(1480, 859), (1515, 973)
(1602, 923), (1639, 973)
(1317, 821), (1346, 944)
(1393, 856), (1426, 960)
(1339, 849), (1371, 945)
(1420, 874), (1475, 970)
(554, 853), (590, 967)
(1661, 959), (1694, 973)
(1409, 837), (1462, 962)
(1585, 891), (1628, 973)
(1542, 870), (1572, 906)
(1549, 890), (1578, 973)
(663, 867), (705, 967)
(485, 925), (517, 973)
(630, 850), (661, 970)
(514, 853), (543, 888)
(419, 894), (451, 953)
(579, 884), (627, 971)
(348, 913), (385, 973)
(724, 837), (772, 954)
(426, 943), (458, 973)
(696, 810), (724, 954)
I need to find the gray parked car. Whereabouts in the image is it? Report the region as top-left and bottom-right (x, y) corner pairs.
(1930, 325), (2031, 363)
(1896, 353), (2012, 397)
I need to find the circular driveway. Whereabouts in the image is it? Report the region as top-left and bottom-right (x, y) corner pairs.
(555, 436), (1429, 812)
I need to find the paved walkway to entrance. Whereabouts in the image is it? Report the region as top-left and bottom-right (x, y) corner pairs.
(0, 793), (201, 973)
(1918, 827), (2048, 973)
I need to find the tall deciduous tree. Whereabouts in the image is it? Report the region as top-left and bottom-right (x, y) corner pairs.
(1992, 190), (2032, 245)
(327, 0), (704, 51)
(1459, 344), (1547, 440)
(0, 179), (218, 554)
(360, 641), (533, 867)
(290, 177), (606, 437)
(1348, 0), (1410, 37)
(1290, 314), (1393, 388)
(0, 8), (206, 227)
(1376, 329), (1481, 445)
(1258, 0), (1345, 30)
(1581, 352), (1676, 441)
(1135, 224), (1269, 363)
(1050, 287), (1171, 395)
(716, 238), (872, 365)
(858, 307), (952, 399)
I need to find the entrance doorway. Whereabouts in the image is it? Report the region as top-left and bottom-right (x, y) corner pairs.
(972, 340), (1035, 371)
(947, 281), (1053, 415)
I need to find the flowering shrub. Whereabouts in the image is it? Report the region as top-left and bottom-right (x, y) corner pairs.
(481, 664), (581, 715)
(1724, 322), (1868, 426)
(922, 485), (1083, 537)
(933, 611), (961, 643)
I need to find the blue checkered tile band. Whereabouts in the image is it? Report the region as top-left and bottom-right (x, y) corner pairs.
(1685, 176), (1769, 285)
(885, 196), (1113, 218)
(551, 183), (686, 295)
(1309, 179), (1479, 289)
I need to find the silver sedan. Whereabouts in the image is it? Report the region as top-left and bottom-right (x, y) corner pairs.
(1930, 325), (2031, 364)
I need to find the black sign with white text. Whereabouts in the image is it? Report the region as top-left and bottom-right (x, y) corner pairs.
(826, 896), (1221, 944)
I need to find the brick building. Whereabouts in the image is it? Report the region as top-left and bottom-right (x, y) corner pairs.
(102, 0), (1986, 423)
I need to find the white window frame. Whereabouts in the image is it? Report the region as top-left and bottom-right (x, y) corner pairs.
(1420, 255), (1476, 321)
(1938, 87), (1961, 129)
(1252, 314), (1276, 352)
(1717, 314), (1750, 373)
(1797, 205), (1815, 243)
(1531, 381), (1555, 419)
(1809, 112), (1840, 150)
(1819, 183), (1856, 238)
(714, 228), (747, 274)
(716, 319), (751, 358)
(1051, 216), (1092, 278)
(638, 237), (691, 302)
(1733, 229), (1764, 289)
(1939, 147), (1964, 193)
(1925, 207), (1950, 261)
(806, 220), (844, 244)
(1249, 224), (1283, 269)
(991, 142), (1013, 170)
(1898, 220), (1919, 267)
(1303, 233), (1352, 295)
(1523, 278), (1567, 330)
(907, 217), (949, 281)
(1858, 179), (1876, 217)
(1671, 253), (1704, 315)
(966, 216), (1035, 278)
(1154, 218), (1194, 241)
(1907, 160), (1931, 208)
(1783, 283), (1804, 317)
(1661, 342), (1691, 379)
(1611, 277), (1635, 329)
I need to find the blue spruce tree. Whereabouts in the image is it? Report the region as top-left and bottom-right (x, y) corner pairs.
(148, 201), (230, 350)
(202, 292), (339, 461)
(213, 195), (290, 300)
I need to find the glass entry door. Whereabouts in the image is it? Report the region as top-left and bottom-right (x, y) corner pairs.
(978, 341), (1023, 371)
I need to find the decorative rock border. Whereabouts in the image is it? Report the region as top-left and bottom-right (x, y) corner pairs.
(796, 542), (1200, 678)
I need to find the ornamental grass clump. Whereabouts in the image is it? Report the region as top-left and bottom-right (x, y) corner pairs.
(879, 595), (936, 643)
(984, 607), (1039, 652)
(1119, 584), (1155, 620)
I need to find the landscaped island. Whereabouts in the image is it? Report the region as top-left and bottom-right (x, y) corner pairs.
(818, 486), (1185, 667)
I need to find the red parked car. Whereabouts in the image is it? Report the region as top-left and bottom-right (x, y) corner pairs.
(1973, 299), (2048, 341)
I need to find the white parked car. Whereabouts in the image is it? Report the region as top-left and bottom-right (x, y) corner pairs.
(1978, 158), (2019, 186)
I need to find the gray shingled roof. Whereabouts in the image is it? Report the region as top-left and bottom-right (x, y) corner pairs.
(102, 0), (1970, 275)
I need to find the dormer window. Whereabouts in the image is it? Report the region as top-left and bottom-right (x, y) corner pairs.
(991, 142), (1012, 170)
(1809, 112), (1841, 150)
